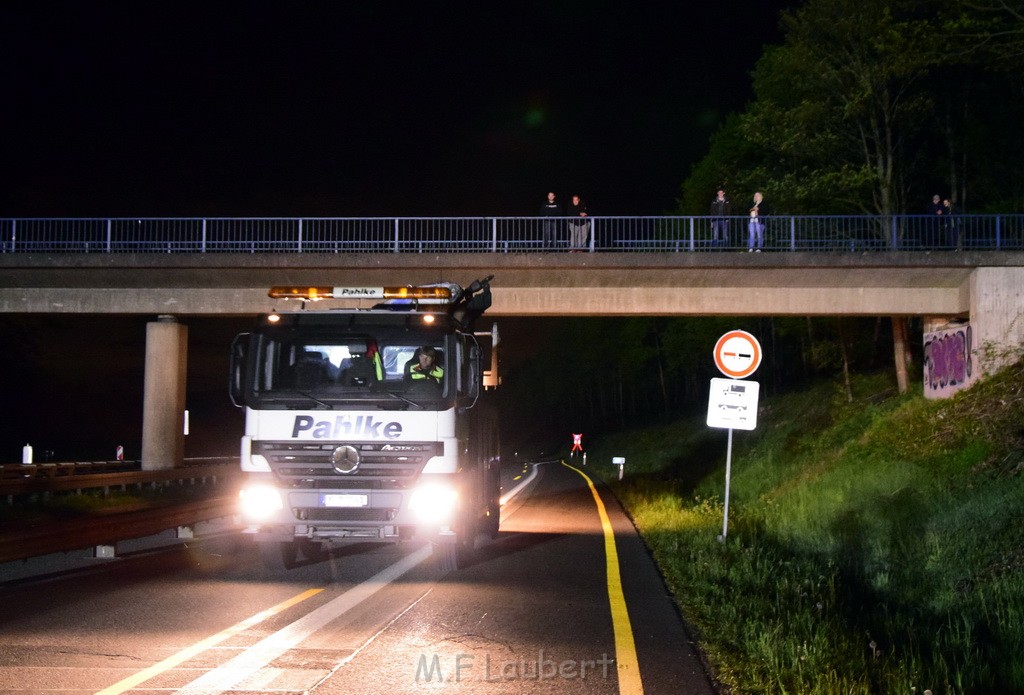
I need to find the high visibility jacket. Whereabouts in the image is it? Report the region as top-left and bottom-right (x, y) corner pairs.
(365, 344), (383, 381)
(410, 365), (444, 383)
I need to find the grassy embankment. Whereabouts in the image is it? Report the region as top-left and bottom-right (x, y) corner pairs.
(586, 360), (1024, 694)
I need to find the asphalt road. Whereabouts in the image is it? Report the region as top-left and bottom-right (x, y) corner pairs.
(0, 461), (716, 694)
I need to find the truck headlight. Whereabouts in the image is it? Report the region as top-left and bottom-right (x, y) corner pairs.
(239, 484), (283, 521)
(409, 483), (458, 524)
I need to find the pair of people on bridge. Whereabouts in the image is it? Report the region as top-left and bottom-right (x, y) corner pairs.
(709, 189), (768, 251)
(540, 192), (589, 251)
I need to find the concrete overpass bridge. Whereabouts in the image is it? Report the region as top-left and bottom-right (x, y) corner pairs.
(2, 247), (1022, 470)
(1, 250), (1021, 318)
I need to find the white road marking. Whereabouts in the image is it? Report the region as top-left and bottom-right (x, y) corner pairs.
(308, 588), (434, 692)
(176, 543), (433, 694)
(499, 461), (544, 505)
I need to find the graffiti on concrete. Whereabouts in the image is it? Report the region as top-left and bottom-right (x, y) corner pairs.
(923, 324), (973, 399)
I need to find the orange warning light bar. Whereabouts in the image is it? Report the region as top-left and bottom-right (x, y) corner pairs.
(268, 286), (453, 301)
(268, 286), (333, 300)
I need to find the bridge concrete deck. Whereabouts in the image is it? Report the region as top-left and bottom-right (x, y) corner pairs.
(1, 250), (1021, 317)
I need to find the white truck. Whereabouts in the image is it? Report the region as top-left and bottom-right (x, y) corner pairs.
(229, 277), (500, 571)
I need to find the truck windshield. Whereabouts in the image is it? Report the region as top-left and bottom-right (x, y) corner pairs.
(250, 332), (450, 409)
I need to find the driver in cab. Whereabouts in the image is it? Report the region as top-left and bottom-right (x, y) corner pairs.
(409, 346), (444, 384)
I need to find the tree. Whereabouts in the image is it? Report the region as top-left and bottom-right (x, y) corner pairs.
(949, 0), (1024, 70)
(739, 0), (944, 227)
(681, 0), (1024, 216)
(931, 1), (1024, 210)
(677, 115), (764, 215)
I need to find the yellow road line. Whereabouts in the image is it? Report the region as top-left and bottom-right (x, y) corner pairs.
(562, 461), (644, 695)
(94, 588), (323, 695)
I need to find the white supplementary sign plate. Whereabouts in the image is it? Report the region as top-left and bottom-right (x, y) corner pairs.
(707, 378), (760, 430)
(323, 493), (369, 507)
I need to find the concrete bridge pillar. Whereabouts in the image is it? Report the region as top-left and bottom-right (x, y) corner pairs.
(970, 267), (1024, 375)
(141, 315), (188, 470)
(924, 267), (1023, 399)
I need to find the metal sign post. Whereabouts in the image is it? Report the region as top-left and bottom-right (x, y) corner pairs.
(721, 428), (733, 541)
(708, 330), (763, 543)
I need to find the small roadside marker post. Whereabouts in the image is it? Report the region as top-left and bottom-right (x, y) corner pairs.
(612, 456), (625, 480)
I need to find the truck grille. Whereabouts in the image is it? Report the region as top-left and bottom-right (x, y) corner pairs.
(298, 508), (395, 522)
(256, 441), (440, 490)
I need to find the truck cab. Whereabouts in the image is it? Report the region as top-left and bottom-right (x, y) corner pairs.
(230, 279), (499, 571)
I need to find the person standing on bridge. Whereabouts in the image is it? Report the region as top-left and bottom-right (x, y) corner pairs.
(567, 194), (589, 251)
(709, 189), (731, 248)
(942, 198), (959, 249)
(925, 194), (945, 249)
(748, 191), (767, 252)
(540, 191), (563, 249)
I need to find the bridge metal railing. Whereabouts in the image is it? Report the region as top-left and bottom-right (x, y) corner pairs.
(2, 215), (1022, 253)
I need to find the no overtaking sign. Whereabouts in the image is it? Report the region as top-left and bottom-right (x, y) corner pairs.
(713, 330), (762, 379)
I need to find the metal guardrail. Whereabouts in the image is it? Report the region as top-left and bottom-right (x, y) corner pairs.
(0, 459), (241, 499)
(1, 215), (1022, 253)
(0, 496), (239, 565)
(0, 461), (244, 566)
(1, 460), (134, 480)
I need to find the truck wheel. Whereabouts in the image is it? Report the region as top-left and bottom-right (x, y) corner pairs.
(484, 500), (501, 538)
(437, 536), (459, 572)
(298, 539), (327, 564)
(437, 519), (477, 572)
(259, 540), (299, 571)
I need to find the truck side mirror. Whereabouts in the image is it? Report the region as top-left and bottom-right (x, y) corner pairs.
(465, 343), (482, 402)
(229, 333), (250, 407)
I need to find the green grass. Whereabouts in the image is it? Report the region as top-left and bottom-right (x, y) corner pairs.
(587, 361), (1024, 694)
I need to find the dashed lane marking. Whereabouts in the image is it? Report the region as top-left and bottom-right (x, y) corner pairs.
(94, 587), (324, 695)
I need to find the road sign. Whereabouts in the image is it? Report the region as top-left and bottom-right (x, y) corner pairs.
(707, 377), (761, 542)
(713, 330), (762, 379)
(707, 378), (759, 430)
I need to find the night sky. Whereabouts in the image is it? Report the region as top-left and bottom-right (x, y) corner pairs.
(1, 2), (791, 218)
(0, 3), (793, 461)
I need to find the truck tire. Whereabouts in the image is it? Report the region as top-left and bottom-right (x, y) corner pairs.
(484, 500), (501, 538)
(298, 539), (327, 564)
(258, 540), (299, 571)
(437, 536), (460, 572)
(437, 516), (478, 572)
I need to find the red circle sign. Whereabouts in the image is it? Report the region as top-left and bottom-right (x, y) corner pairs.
(713, 330), (762, 379)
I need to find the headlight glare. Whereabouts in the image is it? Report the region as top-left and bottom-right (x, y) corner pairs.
(239, 484), (283, 521)
(409, 483), (458, 524)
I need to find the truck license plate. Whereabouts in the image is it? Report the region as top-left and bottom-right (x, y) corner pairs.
(323, 494), (368, 507)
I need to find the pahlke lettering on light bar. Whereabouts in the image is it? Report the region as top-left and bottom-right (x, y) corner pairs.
(268, 286), (453, 301)
(336, 287), (384, 298)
